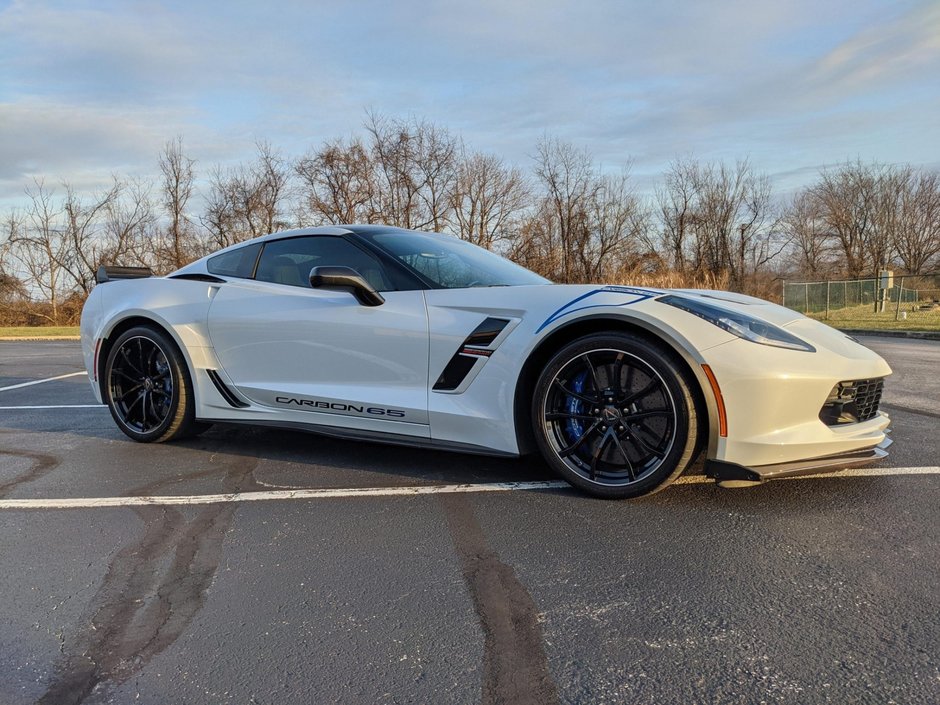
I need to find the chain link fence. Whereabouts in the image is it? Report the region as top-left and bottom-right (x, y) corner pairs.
(782, 274), (940, 330)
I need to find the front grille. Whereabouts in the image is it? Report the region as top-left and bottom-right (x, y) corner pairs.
(819, 378), (884, 426)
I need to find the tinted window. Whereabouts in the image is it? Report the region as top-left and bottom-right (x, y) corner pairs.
(362, 230), (549, 288)
(207, 243), (261, 278)
(255, 236), (392, 290)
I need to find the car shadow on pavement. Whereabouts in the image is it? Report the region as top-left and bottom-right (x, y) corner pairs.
(0, 415), (556, 494)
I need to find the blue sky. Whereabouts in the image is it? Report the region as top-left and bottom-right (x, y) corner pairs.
(1, 0), (938, 206)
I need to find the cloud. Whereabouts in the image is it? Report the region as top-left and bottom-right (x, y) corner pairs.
(0, 1), (207, 101)
(0, 0), (937, 208)
(0, 99), (193, 200)
(808, 1), (940, 91)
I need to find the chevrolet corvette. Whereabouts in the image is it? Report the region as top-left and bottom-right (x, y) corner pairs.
(80, 225), (892, 497)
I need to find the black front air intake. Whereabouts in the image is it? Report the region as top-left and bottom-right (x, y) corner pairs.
(819, 378), (884, 425)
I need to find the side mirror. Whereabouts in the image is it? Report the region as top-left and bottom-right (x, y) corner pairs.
(309, 266), (385, 306)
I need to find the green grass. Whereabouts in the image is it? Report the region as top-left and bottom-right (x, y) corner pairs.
(806, 303), (940, 332)
(0, 326), (81, 338)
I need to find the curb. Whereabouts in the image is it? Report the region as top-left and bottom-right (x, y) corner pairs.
(841, 329), (940, 341)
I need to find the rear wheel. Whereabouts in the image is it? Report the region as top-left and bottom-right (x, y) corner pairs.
(103, 326), (204, 443)
(532, 332), (700, 498)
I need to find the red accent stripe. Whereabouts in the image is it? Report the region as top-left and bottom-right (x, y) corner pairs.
(460, 347), (493, 357)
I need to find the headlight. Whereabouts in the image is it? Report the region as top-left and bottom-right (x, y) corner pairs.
(658, 295), (816, 352)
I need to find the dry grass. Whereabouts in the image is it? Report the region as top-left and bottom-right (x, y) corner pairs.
(611, 270), (731, 291)
(0, 326), (81, 338)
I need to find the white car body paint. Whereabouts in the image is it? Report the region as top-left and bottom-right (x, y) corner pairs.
(80, 226), (892, 476)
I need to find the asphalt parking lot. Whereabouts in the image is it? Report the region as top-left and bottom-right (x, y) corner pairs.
(1, 336), (938, 705)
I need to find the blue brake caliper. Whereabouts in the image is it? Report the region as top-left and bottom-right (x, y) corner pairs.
(564, 371), (588, 448)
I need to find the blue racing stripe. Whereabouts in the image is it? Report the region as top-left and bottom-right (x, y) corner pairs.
(535, 286), (660, 333)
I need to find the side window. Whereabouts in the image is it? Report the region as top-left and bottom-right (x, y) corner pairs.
(207, 243), (261, 278)
(254, 236), (393, 290)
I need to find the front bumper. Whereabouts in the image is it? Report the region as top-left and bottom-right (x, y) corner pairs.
(705, 434), (893, 484)
(701, 330), (892, 469)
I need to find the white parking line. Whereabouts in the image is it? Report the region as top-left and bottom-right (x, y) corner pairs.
(0, 467), (937, 510)
(0, 404), (105, 410)
(0, 371), (86, 392)
(774, 466), (940, 480)
(0, 481), (570, 509)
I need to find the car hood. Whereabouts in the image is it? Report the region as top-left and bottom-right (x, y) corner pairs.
(669, 289), (804, 327)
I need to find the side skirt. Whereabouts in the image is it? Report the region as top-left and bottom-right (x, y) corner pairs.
(197, 417), (521, 458)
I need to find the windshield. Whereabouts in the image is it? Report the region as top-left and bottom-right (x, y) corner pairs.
(362, 229), (549, 289)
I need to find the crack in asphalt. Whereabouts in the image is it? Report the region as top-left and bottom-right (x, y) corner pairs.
(0, 445), (60, 498)
(440, 494), (560, 705)
(37, 452), (263, 704)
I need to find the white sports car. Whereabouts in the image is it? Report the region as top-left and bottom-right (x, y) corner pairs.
(79, 225), (892, 498)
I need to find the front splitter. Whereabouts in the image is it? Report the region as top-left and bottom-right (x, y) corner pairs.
(704, 436), (893, 486)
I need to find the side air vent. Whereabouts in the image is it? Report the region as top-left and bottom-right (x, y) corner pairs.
(206, 369), (249, 408)
(464, 317), (510, 346)
(434, 355), (478, 391)
(433, 317), (510, 391)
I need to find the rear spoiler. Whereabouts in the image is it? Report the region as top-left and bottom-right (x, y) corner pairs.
(96, 265), (153, 284)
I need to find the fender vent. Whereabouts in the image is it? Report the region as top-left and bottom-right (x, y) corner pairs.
(433, 317), (510, 391)
(206, 369), (249, 408)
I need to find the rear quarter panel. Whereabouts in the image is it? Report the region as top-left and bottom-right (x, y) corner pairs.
(82, 278), (220, 397)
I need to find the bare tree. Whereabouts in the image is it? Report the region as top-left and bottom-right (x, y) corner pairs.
(411, 122), (459, 231)
(250, 140), (290, 235)
(508, 202), (558, 278)
(810, 161), (887, 278)
(366, 112), (459, 230)
(202, 165), (240, 249)
(781, 191), (833, 276)
(59, 181), (121, 294)
(529, 139), (653, 283)
(104, 178), (156, 269)
(6, 182), (70, 323)
(0, 215), (28, 316)
(685, 160), (779, 287)
(892, 169), (940, 274)
(450, 151), (530, 250)
(6, 115), (938, 320)
(158, 136), (197, 270)
(295, 138), (375, 225)
(201, 142), (291, 249)
(655, 157), (699, 270)
(532, 137), (598, 282)
(580, 172), (650, 282)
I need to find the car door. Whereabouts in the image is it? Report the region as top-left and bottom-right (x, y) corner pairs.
(206, 234), (430, 434)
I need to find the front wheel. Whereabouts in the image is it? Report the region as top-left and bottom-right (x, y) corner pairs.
(532, 332), (700, 498)
(103, 325), (203, 443)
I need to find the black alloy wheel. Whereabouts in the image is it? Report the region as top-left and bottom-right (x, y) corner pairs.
(104, 326), (203, 442)
(532, 332), (701, 498)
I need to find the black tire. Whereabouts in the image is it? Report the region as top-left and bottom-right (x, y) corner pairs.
(103, 325), (203, 443)
(531, 332), (700, 498)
